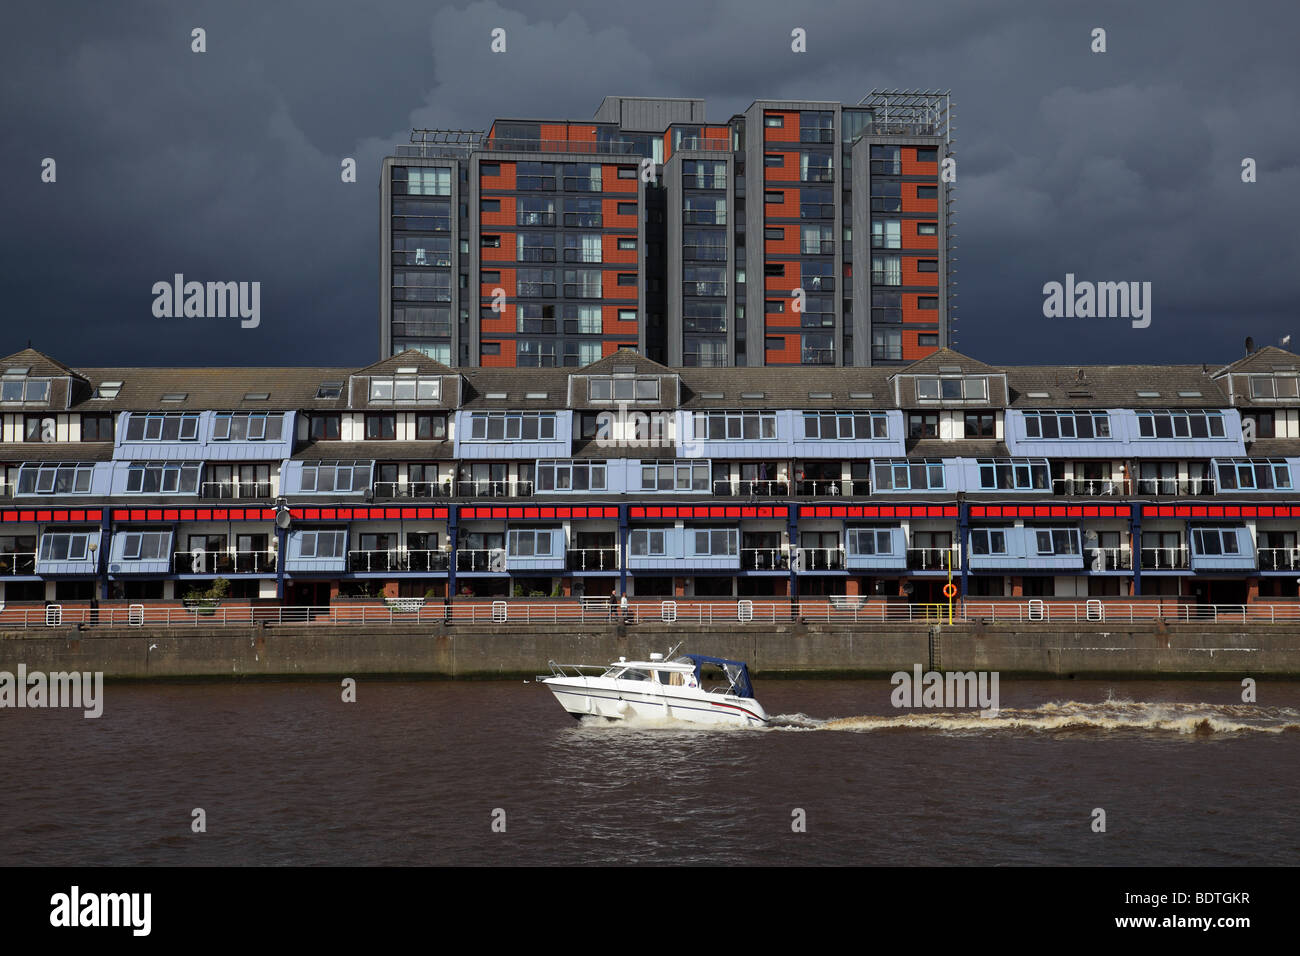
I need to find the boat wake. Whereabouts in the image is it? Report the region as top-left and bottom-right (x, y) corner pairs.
(768, 701), (1300, 736)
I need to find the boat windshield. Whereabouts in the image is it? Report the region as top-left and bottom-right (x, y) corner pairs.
(604, 666), (652, 681)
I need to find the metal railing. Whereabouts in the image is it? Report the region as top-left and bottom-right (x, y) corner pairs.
(9, 599), (1300, 629)
(793, 479), (870, 496)
(373, 481), (452, 499)
(1053, 477), (1130, 497)
(565, 548), (619, 571)
(0, 552), (37, 575)
(1135, 477), (1216, 496)
(456, 548), (507, 572)
(797, 547), (845, 571)
(454, 480), (534, 498)
(905, 547), (960, 571)
(1085, 547), (1133, 571)
(712, 479), (790, 497)
(199, 481), (273, 500)
(1259, 547), (1300, 571)
(1140, 546), (1190, 570)
(173, 550), (276, 574)
(740, 547), (788, 571)
(348, 549), (450, 573)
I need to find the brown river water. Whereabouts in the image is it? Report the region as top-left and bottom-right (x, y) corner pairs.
(1, 677), (1297, 866)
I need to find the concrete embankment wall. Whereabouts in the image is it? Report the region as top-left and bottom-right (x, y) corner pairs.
(2, 621), (1300, 679)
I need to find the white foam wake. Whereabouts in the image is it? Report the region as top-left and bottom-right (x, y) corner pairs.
(769, 701), (1300, 736)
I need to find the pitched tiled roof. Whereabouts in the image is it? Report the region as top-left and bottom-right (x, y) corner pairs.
(1006, 365), (1227, 408)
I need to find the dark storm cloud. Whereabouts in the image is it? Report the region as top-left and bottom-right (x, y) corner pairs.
(0, 0), (1296, 368)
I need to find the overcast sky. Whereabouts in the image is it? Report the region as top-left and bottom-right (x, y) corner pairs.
(2, 0), (1296, 369)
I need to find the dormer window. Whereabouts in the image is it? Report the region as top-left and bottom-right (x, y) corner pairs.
(1, 375), (51, 403)
(1249, 375), (1300, 400)
(588, 376), (660, 402)
(915, 376), (987, 401)
(369, 377), (441, 402)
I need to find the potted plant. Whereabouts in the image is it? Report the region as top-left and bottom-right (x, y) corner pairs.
(184, 577), (230, 615)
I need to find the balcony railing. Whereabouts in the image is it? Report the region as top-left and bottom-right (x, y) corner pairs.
(566, 548), (619, 571)
(1140, 546), (1190, 570)
(374, 481), (453, 499)
(200, 481), (273, 500)
(682, 352), (729, 367)
(800, 240), (836, 254)
(712, 479), (790, 497)
(0, 552), (37, 575)
(906, 547), (960, 571)
(740, 547), (788, 571)
(1085, 547), (1133, 571)
(802, 348), (837, 366)
(173, 550), (277, 574)
(455, 480), (535, 498)
(477, 137), (730, 155)
(348, 549), (449, 573)
(798, 128), (835, 144)
(1258, 547), (1300, 571)
(457, 548), (506, 572)
(682, 211), (727, 225)
(794, 479), (868, 496)
(1135, 477), (1216, 496)
(1053, 477), (1130, 497)
(797, 547), (845, 571)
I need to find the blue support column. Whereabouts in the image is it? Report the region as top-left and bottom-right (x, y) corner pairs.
(958, 500), (970, 596)
(275, 524), (287, 601)
(96, 510), (111, 604)
(1130, 503), (1142, 597)
(618, 504), (628, 597)
(787, 503), (799, 608)
(446, 507), (458, 600)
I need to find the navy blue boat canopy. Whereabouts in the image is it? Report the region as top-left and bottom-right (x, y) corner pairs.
(681, 654), (755, 699)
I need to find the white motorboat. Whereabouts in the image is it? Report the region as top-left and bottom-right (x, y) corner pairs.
(540, 651), (767, 727)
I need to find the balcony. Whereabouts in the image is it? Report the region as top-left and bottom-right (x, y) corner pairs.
(173, 550), (277, 574)
(1053, 478), (1130, 497)
(802, 351), (837, 366)
(348, 549), (449, 573)
(797, 547), (845, 571)
(1085, 547), (1133, 571)
(1140, 547), (1190, 570)
(712, 479), (790, 497)
(516, 213), (557, 227)
(906, 547), (960, 571)
(1135, 477), (1216, 496)
(1259, 547), (1300, 571)
(740, 547), (788, 571)
(566, 548), (619, 572)
(200, 481), (273, 500)
(455, 480), (534, 498)
(457, 549), (506, 572)
(795, 479), (866, 496)
(799, 129), (835, 144)
(682, 211), (727, 226)
(374, 481), (453, 499)
(0, 552), (36, 576)
(801, 240), (836, 255)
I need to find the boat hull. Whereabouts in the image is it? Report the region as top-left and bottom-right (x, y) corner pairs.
(543, 678), (767, 727)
